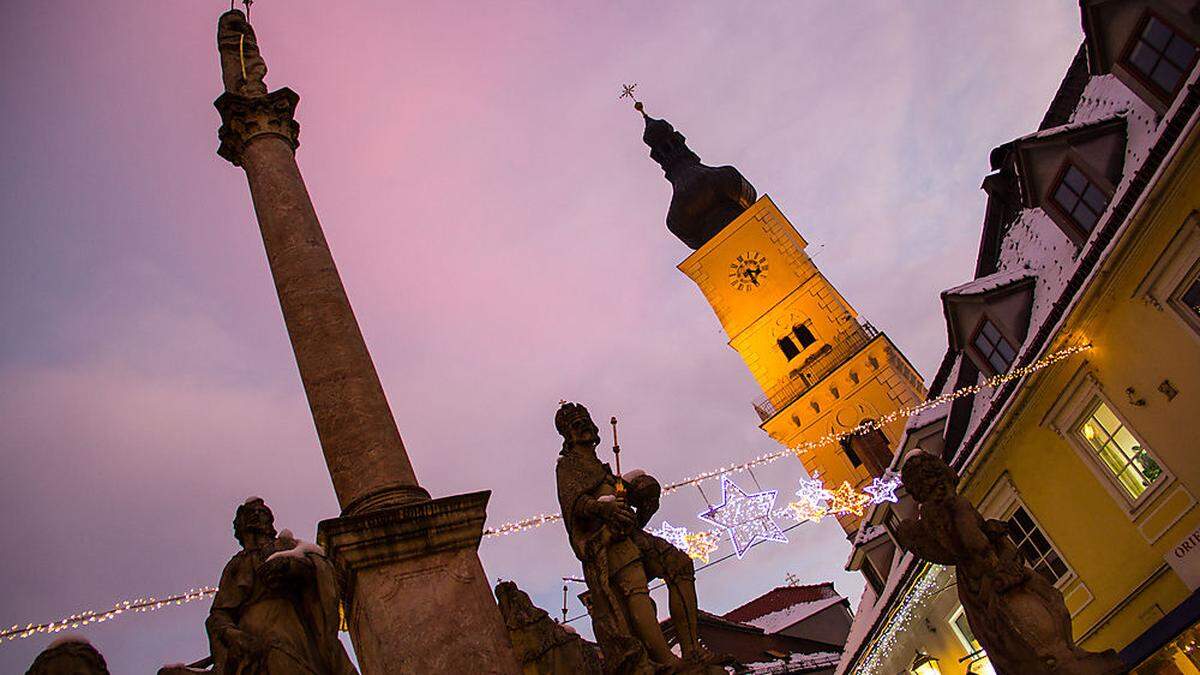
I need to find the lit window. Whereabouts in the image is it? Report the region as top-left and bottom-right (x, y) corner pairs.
(1180, 273), (1200, 318)
(778, 336), (800, 360)
(793, 324), (817, 349)
(1079, 401), (1164, 500)
(1125, 15), (1198, 97)
(949, 605), (981, 653)
(1052, 164), (1109, 234)
(972, 319), (1017, 374)
(1007, 506), (1070, 584)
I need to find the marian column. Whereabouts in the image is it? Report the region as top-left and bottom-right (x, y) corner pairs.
(213, 11), (517, 673)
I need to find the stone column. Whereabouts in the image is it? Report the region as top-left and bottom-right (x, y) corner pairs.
(213, 10), (517, 673)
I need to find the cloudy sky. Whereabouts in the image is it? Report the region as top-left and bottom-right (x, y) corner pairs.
(0, 1), (1082, 671)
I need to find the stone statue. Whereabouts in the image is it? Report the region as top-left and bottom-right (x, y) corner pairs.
(217, 10), (268, 97)
(555, 402), (718, 674)
(205, 498), (357, 675)
(893, 451), (1124, 675)
(26, 636), (109, 675)
(494, 580), (603, 675)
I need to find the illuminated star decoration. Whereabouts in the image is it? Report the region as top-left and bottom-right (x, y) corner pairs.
(863, 475), (901, 505)
(827, 481), (872, 517)
(697, 476), (787, 558)
(795, 476), (832, 504)
(684, 531), (719, 564)
(650, 521), (690, 551)
(783, 497), (829, 524)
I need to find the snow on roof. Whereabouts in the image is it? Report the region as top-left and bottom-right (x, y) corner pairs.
(1010, 112), (1125, 146)
(834, 554), (918, 675)
(723, 583), (840, 624)
(743, 594), (848, 635)
(941, 270), (1032, 299)
(745, 650), (842, 673)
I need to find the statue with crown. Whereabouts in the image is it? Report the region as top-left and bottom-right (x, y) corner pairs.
(554, 401), (723, 674)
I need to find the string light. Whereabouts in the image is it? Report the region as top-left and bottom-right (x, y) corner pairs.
(855, 565), (946, 674)
(781, 497), (828, 524)
(482, 342), (1091, 538)
(4, 343), (1088, 646)
(0, 587), (217, 644)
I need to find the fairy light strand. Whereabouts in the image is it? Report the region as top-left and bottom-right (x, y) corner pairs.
(2, 343), (1088, 646)
(0, 588), (217, 643)
(483, 342), (1091, 538)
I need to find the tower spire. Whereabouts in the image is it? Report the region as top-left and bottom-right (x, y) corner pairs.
(628, 91), (756, 250)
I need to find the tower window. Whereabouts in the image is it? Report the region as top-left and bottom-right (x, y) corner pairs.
(972, 318), (1017, 374)
(1124, 13), (1198, 98)
(793, 324), (816, 349)
(839, 437), (863, 468)
(778, 336), (800, 360)
(1051, 164), (1109, 235)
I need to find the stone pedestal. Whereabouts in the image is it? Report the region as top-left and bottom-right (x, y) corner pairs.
(318, 492), (518, 674)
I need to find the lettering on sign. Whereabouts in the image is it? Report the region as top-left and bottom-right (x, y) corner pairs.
(1166, 525), (1200, 590)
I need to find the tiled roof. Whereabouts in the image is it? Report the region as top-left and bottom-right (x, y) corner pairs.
(723, 583), (841, 624)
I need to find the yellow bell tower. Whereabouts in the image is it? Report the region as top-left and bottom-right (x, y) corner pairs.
(636, 102), (925, 535)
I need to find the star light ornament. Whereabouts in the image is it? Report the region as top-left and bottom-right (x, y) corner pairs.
(828, 481), (871, 517)
(863, 475), (901, 505)
(650, 521), (690, 551)
(698, 477), (788, 558)
(684, 531), (719, 563)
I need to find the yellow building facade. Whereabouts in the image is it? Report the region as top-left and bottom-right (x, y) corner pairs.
(839, 1), (1200, 673)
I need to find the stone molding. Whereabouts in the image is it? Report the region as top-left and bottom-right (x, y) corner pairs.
(214, 87), (300, 166)
(317, 490), (491, 574)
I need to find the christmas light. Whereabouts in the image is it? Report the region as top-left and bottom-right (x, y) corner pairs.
(794, 476), (833, 504)
(781, 497), (828, 524)
(650, 521), (690, 551)
(863, 475), (900, 504)
(0, 587), (218, 644)
(698, 477), (787, 558)
(684, 531), (720, 563)
(855, 565), (946, 674)
(827, 481), (871, 516)
(482, 342), (1090, 540)
(5, 343), (1090, 645)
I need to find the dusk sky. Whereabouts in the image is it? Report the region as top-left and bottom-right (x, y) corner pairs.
(0, 1), (1083, 671)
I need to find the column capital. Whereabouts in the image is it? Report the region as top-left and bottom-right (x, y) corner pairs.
(214, 87), (300, 166)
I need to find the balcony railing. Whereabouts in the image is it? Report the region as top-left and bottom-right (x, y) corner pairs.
(753, 321), (879, 422)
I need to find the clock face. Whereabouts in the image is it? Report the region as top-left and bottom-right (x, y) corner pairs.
(729, 251), (769, 291)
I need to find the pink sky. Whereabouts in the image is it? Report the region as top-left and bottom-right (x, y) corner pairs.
(0, 1), (1081, 670)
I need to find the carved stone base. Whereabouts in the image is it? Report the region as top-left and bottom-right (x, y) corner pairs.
(318, 491), (519, 674)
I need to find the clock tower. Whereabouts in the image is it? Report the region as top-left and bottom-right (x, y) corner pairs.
(638, 105), (926, 535)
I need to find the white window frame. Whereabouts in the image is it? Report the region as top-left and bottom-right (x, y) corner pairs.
(1134, 211), (1200, 344)
(977, 473), (1077, 590)
(1045, 366), (1174, 517)
(947, 604), (980, 654)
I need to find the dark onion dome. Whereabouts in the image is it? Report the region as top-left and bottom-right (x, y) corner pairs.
(641, 111), (756, 250)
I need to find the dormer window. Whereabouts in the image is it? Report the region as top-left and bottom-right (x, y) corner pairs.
(1050, 163), (1109, 236)
(1124, 13), (1198, 100)
(971, 318), (1017, 375)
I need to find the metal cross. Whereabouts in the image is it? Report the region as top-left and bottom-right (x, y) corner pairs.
(785, 572), (801, 586)
(619, 83), (638, 101)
